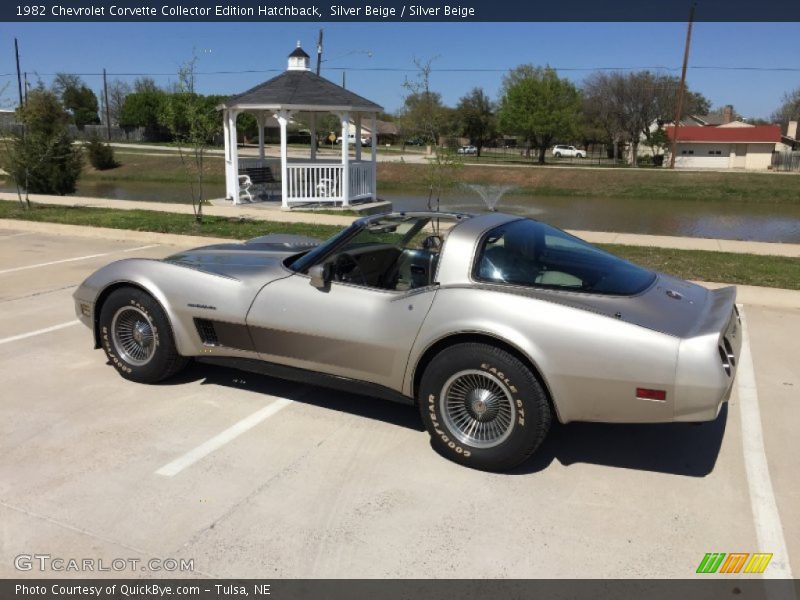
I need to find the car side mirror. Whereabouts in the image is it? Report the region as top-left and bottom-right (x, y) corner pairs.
(309, 264), (330, 290)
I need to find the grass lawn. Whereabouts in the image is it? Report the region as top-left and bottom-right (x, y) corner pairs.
(377, 163), (800, 203)
(1, 202), (798, 290)
(0, 202), (341, 240)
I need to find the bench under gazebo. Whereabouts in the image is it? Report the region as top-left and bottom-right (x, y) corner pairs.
(217, 43), (383, 208)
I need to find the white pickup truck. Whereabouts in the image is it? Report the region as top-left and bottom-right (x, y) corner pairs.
(551, 144), (586, 158)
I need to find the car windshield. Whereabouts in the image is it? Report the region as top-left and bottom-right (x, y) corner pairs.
(475, 219), (656, 295)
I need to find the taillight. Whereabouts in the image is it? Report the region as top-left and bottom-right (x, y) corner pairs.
(636, 387), (667, 401)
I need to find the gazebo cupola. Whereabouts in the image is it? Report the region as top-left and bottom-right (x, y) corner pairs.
(217, 43), (383, 208)
(287, 42), (310, 71)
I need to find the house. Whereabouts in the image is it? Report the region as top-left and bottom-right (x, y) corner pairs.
(664, 122), (781, 170)
(337, 118), (399, 145)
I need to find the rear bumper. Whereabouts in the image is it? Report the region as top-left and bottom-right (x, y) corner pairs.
(674, 293), (741, 422)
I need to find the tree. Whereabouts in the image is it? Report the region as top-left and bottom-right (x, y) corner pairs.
(398, 56), (462, 209)
(106, 80), (131, 126)
(52, 73), (100, 130)
(582, 71), (709, 166)
(2, 89), (83, 201)
(133, 77), (159, 94)
(398, 57), (449, 145)
(772, 87), (800, 129)
(159, 57), (223, 222)
(51, 73), (81, 98)
(455, 87), (496, 157)
(120, 89), (168, 140)
(498, 65), (581, 164)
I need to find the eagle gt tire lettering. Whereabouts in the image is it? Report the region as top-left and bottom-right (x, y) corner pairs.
(418, 343), (551, 471)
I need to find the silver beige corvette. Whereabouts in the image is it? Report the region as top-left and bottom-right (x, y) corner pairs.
(74, 212), (740, 471)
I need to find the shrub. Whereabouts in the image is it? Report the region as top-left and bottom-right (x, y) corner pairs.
(86, 135), (119, 170)
(4, 89), (84, 196)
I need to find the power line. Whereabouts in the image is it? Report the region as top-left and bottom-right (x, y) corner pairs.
(0, 65), (798, 78)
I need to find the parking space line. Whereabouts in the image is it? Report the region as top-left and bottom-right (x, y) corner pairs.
(155, 397), (293, 477)
(737, 305), (794, 580)
(0, 245), (159, 275)
(0, 232), (33, 239)
(0, 320), (79, 345)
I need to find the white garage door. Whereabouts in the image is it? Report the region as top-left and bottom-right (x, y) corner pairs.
(675, 144), (731, 169)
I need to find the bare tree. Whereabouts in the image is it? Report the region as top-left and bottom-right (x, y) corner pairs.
(106, 80), (131, 126)
(159, 55), (222, 222)
(771, 87), (800, 129)
(582, 71), (709, 166)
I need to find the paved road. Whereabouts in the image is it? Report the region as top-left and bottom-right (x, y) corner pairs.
(0, 228), (797, 579)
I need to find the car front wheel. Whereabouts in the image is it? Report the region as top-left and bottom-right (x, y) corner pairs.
(418, 343), (551, 471)
(554, 152), (561, 158)
(99, 287), (188, 384)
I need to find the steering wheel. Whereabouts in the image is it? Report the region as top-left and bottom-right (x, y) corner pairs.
(332, 252), (367, 286)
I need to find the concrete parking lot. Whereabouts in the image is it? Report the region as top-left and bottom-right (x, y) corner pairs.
(0, 227), (797, 579)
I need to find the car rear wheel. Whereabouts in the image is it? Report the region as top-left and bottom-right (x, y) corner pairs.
(99, 287), (188, 383)
(418, 343), (551, 471)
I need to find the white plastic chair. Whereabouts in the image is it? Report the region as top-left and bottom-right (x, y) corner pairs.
(237, 174), (253, 203)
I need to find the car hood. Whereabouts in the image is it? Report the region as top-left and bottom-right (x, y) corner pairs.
(164, 233), (320, 280)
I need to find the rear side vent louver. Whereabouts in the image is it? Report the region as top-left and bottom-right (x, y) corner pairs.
(195, 319), (219, 346)
(718, 344), (731, 376)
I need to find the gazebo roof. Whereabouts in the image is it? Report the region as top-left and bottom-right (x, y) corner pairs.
(218, 69), (383, 113)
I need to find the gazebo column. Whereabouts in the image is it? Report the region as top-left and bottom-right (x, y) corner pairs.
(340, 111), (350, 206)
(276, 109), (292, 209)
(370, 113), (378, 201)
(224, 109), (240, 203)
(309, 113), (317, 160)
(355, 113), (362, 161)
(257, 112), (266, 163)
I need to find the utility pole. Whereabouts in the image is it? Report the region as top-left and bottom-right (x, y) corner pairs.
(669, 3), (696, 169)
(342, 71), (346, 89)
(14, 38), (23, 109)
(23, 72), (28, 104)
(103, 68), (112, 140)
(316, 29), (324, 76)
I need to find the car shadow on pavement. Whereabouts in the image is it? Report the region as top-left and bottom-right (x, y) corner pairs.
(184, 362), (425, 432)
(511, 404), (729, 477)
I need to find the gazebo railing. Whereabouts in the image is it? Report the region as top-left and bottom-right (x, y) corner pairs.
(284, 161), (375, 204)
(348, 162), (373, 200)
(286, 163), (344, 202)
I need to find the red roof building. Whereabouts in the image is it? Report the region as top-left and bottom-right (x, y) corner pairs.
(664, 124), (780, 170)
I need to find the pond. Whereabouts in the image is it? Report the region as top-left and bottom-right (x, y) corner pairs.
(4, 180), (799, 243)
(386, 192), (800, 243)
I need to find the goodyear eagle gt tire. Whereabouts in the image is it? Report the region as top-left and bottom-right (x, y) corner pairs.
(99, 287), (188, 383)
(419, 343), (551, 471)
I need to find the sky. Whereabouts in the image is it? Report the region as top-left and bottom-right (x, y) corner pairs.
(1, 22), (798, 119)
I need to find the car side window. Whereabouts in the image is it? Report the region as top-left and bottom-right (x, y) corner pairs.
(323, 217), (443, 292)
(475, 219), (656, 295)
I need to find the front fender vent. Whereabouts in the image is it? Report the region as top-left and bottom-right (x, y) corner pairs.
(195, 319), (219, 346)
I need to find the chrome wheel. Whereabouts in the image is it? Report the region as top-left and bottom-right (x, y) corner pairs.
(440, 369), (516, 449)
(111, 306), (156, 366)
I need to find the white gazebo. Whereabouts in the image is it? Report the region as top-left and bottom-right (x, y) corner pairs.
(217, 43), (383, 208)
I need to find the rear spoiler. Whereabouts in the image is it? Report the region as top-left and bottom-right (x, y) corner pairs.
(689, 285), (737, 337)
